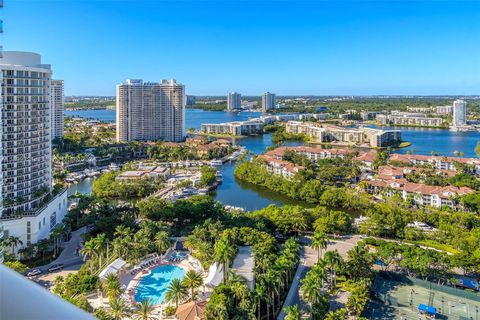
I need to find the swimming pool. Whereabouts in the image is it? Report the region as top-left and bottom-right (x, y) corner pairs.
(171, 251), (187, 259)
(134, 265), (186, 305)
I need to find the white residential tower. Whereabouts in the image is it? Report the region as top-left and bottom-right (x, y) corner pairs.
(262, 92), (276, 112)
(50, 79), (64, 140)
(227, 92), (241, 111)
(453, 99), (467, 127)
(0, 51), (68, 253)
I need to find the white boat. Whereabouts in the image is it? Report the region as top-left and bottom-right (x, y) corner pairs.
(228, 151), (241, 160)
(109, 163), (120, 171)
(86, 169), (96, 177)
(210, 160), (223, 166)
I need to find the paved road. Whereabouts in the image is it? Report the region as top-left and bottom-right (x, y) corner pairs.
(29, 227), (87, 288)
(278, 235), (361, 320)
(43, 226), (87, 269)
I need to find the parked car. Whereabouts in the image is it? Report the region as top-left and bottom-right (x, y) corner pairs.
(27, 269), (42, 277)
(47, 264), (64, 273)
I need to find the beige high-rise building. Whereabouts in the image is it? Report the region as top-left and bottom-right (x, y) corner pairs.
(116, 79), (185, 142)
(50, 79), (64, 140)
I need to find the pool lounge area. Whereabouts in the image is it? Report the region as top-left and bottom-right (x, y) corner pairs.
(133, 264), (186, 305)
(125, 250), (205, 306)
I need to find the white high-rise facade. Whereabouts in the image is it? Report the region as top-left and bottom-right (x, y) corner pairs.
(0, 52), (67, 252)
(116, 79), (185, 142)
(227, 92), (241, 111)
(262, 92), (276, 112)
(453, 99), (467, 127)
(50, 79), (64, 140)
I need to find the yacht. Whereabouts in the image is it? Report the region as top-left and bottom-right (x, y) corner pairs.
(108, 163), (120, 171)
(210, 160), (223, 166)
(198, 188), (209, 195)
(66, 176), (76, 183)
(215, 171), (223, 183)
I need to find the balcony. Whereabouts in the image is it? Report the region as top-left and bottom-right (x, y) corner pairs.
(0, 188), (67, 221)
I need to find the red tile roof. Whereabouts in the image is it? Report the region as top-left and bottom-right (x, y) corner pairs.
(365, 178), (473, 199)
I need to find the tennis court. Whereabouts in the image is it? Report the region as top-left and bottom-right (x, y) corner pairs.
(364, 272), (480, 320)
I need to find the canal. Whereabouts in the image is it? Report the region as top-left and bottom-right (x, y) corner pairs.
(64, 109), (480, 211)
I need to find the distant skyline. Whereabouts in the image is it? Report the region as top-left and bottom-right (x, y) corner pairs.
(3, 1), (480, 96)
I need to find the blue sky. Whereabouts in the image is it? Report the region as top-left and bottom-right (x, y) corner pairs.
(3, 1), (480, 96)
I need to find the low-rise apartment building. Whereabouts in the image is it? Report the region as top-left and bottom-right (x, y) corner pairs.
(376, 113), (444, 127)
(284, 121), (327, 142)
(363, 179), (473, 209)
(285, 121), (401, 147)
(435, 105), (453, 114)
(201, 120), (264, 136)
(389, 154), (480, 175)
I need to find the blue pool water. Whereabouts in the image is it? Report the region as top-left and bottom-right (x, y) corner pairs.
(171, 251), (187, 259)
(134, 265), (186, 305)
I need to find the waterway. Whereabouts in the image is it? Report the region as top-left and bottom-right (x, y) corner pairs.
(64, 108), (480, 210)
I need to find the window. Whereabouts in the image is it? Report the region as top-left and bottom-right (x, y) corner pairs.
(38, 221), (41, 230)
(50, 212), (56, 230)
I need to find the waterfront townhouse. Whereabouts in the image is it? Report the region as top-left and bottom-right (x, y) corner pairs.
(264, 146), (353, 162)
(389, 154), (480, 175)
(352, 150), (377, 170)
(257, 155), (304, 179)
(363, 179), (473, 209)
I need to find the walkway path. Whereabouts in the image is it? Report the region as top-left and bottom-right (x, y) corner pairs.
(278, 235), (361, 320)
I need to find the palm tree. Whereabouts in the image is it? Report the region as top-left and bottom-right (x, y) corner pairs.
(253, 282), (267, 320)
(324, 250), (342, 288)
(50, 225), (65, 257)
(182, 270), (203, 301)
(300, 276), (323, 315)
(346, 293), (365, 317)
(324, 309), (348, 320)
(94, 233), (107, 269)
(133, 299), (156, 320)
(80, 239), (97, 273)
(165, 278), (188, 308)
(311, 231), (327, 263)
(265, 269), (282, 318)
(5, 236), (23, 256)
(103, 273), (122, 301)
(284, 305), (301, 320)
(214, 239), (237, 282)
(109, 297), (131, 320)
(154, 231), (170, 255)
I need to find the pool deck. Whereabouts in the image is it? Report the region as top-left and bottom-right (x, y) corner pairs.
(125, 257), (195, 306)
